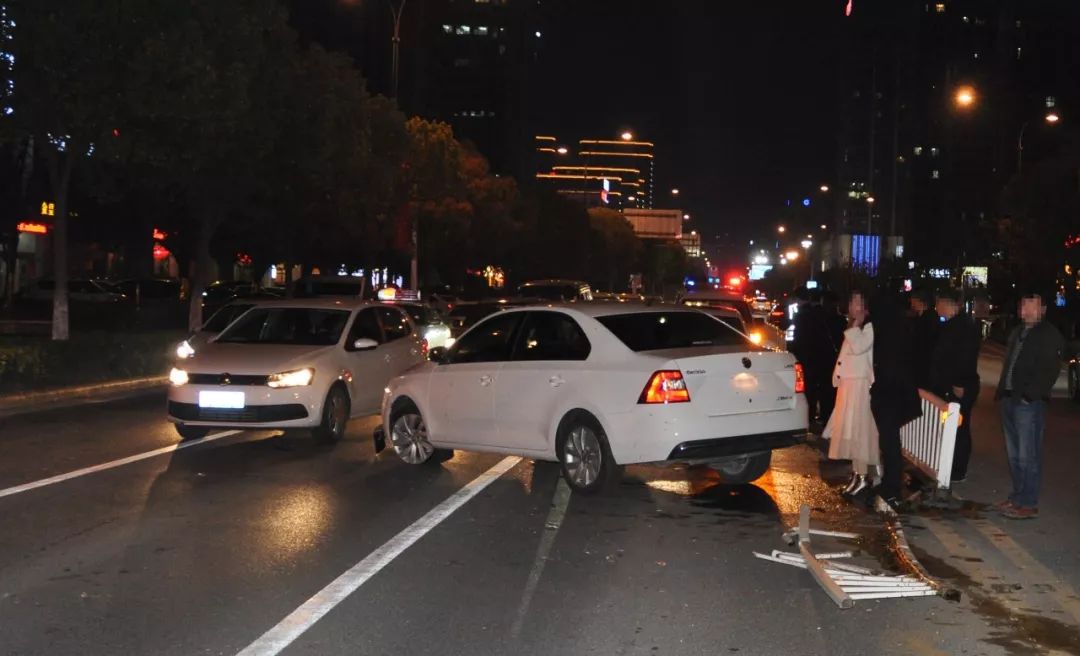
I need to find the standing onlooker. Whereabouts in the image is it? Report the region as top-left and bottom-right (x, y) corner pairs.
(790, 289), (833, 427)
(825, 290), (878, 496)
(928, 289), (982, 482)
(819, 291), (847, 424)
(910, 288), (940, 389)
(870, 293), (922, 507)
(995, 291), (1065, 520)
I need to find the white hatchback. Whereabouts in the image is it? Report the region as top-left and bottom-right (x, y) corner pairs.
(377, 304), (808, 493)
(168, 299), (425, 442)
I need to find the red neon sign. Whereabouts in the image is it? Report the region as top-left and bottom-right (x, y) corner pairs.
(17, 222), (49, 234)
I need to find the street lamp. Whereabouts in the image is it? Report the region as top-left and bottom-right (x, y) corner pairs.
(777, 225), (786, 234)
(1017, 111), (1062, 175)
(820, 224), (827, 230)
(556, 146), (568, 155)
(866, 196), (876, 205)
(785, 250), (799, 261)
(819, 184), (830, 193)
(621, 131), (634, 141)
(683, 213), (690, 220)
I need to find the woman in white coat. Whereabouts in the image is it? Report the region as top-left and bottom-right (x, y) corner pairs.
(824, 290), (878, 495)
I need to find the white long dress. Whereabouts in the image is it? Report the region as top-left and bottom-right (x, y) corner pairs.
(824, 323), (879, 475)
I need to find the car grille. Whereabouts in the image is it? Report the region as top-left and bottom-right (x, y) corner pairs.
(168, 402), (308, 423)
(187, 373), (269, 386)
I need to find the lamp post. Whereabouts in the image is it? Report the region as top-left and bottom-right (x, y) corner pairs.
(801, 238), (813, 281)
(1017, 111), (1061, 176)
(388, 0), (406, 99)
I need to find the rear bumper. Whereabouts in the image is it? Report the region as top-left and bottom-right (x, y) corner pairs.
(666, 429), (807, 461)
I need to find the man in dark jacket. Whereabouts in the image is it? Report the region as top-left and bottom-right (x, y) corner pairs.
(790, 290), (834, 426)
(928, 289), (982, 481)
(995, 291), (1065, 519)
(910, 288), (940, 389)
(871, 293), (922, 507)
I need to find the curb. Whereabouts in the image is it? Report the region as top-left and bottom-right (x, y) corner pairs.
(0, 375), (169, 418)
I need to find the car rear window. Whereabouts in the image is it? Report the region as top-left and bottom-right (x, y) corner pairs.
(597, 312), (747, 352)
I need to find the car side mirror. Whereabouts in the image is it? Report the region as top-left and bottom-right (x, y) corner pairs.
(352, 338), (379, 351)
(428, 346), (448, 364)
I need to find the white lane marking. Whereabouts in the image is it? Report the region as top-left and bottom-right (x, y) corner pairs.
(237, 455), (523, 656)
(510, 476), (570, 639)
(0, 430), (241, 499)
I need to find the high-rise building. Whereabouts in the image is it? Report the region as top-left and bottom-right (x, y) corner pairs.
(403, 0), (542, 179)
(534, 134), (655, 209)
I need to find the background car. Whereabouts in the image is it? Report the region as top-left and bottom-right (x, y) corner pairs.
(447, 298), (537, 337)
(386, 301), (454, 351)
(22, 279), (127, 303)
(168, 299), (425, 442)
(378, 304), (808, 494)
(680, 290), (786, 350)
(517, 279), (593, 301)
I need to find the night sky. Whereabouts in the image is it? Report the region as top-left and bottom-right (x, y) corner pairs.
(291, 0), (847, 247)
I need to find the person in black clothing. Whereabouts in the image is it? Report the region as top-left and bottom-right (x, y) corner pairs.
(910, 288), (940, 389)
(928, 288), (982, 482)
(819, 291), (846, 423)
(871, 292), (922, 506)
(790, 289), (835, 426)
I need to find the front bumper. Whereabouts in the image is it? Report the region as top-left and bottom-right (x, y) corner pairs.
(666, 429), (807, 461)
(167, 384), (323, 428)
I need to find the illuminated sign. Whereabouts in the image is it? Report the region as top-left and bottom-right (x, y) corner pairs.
(928, 268), (950, 279)
(40, 202), (55, 217)
(962, 266), (988, 286)
(749, 264), (773, 281)
(17, 222), (48, 234)
(851, 234), (880, 275)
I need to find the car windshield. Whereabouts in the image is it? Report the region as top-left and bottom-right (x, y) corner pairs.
(597, 311), (747, 352)
(202, 303), (254, 333)
(518, 284), (578, 301)
(216, 307), (350, 345)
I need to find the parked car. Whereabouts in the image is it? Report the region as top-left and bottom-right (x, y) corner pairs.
(376, 304), (808, 493)
(117, 278), (183, 301)
(290, 275), (367, 299)
(22, 279), (127, 303)
(168, 298), (425, 441)
(517, 279), (593, 302)
(680, 290), (785, 350)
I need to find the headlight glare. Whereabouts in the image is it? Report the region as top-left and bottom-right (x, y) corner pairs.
(169, 367), (189, 386)
(176, 340), (196, 359)
(267, 368), (315, 388)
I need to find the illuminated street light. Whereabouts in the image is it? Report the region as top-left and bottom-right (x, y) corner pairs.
(621, 131), (633, 141)
(683, 213), (690, 220)
(556, 146), (568, 155)
(628, 195), (636, 202)
(785, 250), (799, 261)
(1046, 111), (1061, 124)
(777, 225), (786, 234)
(819, 184), (830, 192)
(954, 85), (977, 109)
(866, 196), (876, 204)
(820, 224), (827, 230)
(801, 239), (813, 249)
(671, 188), (680, 195)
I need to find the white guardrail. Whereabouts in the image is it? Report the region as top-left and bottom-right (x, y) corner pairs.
(899, 390), (961, 490)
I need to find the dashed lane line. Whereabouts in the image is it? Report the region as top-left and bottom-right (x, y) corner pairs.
(236, 455), (523, 656)
(0, 430), (241, 499)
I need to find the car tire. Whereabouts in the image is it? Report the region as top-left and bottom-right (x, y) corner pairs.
(1069, 365), (1079, 402)
(556, 413), (620, 494)
(175, 424), (210, 441)
(389, 401), (439, 465)
(711, 451), (772, 485)
(313, 385), (350, 444)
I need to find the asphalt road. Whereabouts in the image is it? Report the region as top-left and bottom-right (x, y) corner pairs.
(1, 360), (1079, 655)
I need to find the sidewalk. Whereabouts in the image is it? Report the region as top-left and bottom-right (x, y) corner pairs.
(0, 375), (168, 419)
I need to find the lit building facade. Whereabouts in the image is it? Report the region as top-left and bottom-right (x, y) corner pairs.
(534, 135), (655, 209)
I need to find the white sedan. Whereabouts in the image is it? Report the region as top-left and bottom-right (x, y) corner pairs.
(377, 304), (808, 493)
(168, 299), (425, 441)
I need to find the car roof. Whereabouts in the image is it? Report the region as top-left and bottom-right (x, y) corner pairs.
(228, 297), (374, 310)
(519, 279), (589, 287)
(683, 290), (745, 300)
(497, 302), (707, 319)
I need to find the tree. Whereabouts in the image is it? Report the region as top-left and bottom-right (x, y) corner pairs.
(8, 0), (141, 338)
(586, 207), (641, 291)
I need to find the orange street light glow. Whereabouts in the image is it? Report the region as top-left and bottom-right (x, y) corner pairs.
(954, 85), (977, 108)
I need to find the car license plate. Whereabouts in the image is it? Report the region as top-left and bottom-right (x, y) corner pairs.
(198, 390), (245, 409)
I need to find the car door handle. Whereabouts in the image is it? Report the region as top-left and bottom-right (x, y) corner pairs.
(479, 375), (493, 386)
(549, 375), (565, 388)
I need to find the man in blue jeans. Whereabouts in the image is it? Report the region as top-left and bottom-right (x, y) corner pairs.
(994, 292), (1064, 519)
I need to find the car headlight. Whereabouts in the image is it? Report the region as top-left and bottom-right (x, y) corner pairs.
(176, 340), (196, 359)
(267, 368), (315, 388)
(169, 367), (189, 386)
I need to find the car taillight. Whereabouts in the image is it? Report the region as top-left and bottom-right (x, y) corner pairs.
(421, 338), (429, 358)
(639, 370), (690, 404)
(794, 363), (805, 394)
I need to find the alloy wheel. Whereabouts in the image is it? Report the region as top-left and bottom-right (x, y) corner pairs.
(391, 412), (434, 464)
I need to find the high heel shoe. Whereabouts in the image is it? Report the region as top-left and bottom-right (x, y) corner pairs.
(848, 475), (869, 497)
(842, 473), (859, 494)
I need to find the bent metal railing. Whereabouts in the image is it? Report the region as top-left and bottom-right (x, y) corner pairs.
(899, 390), (961, 490)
